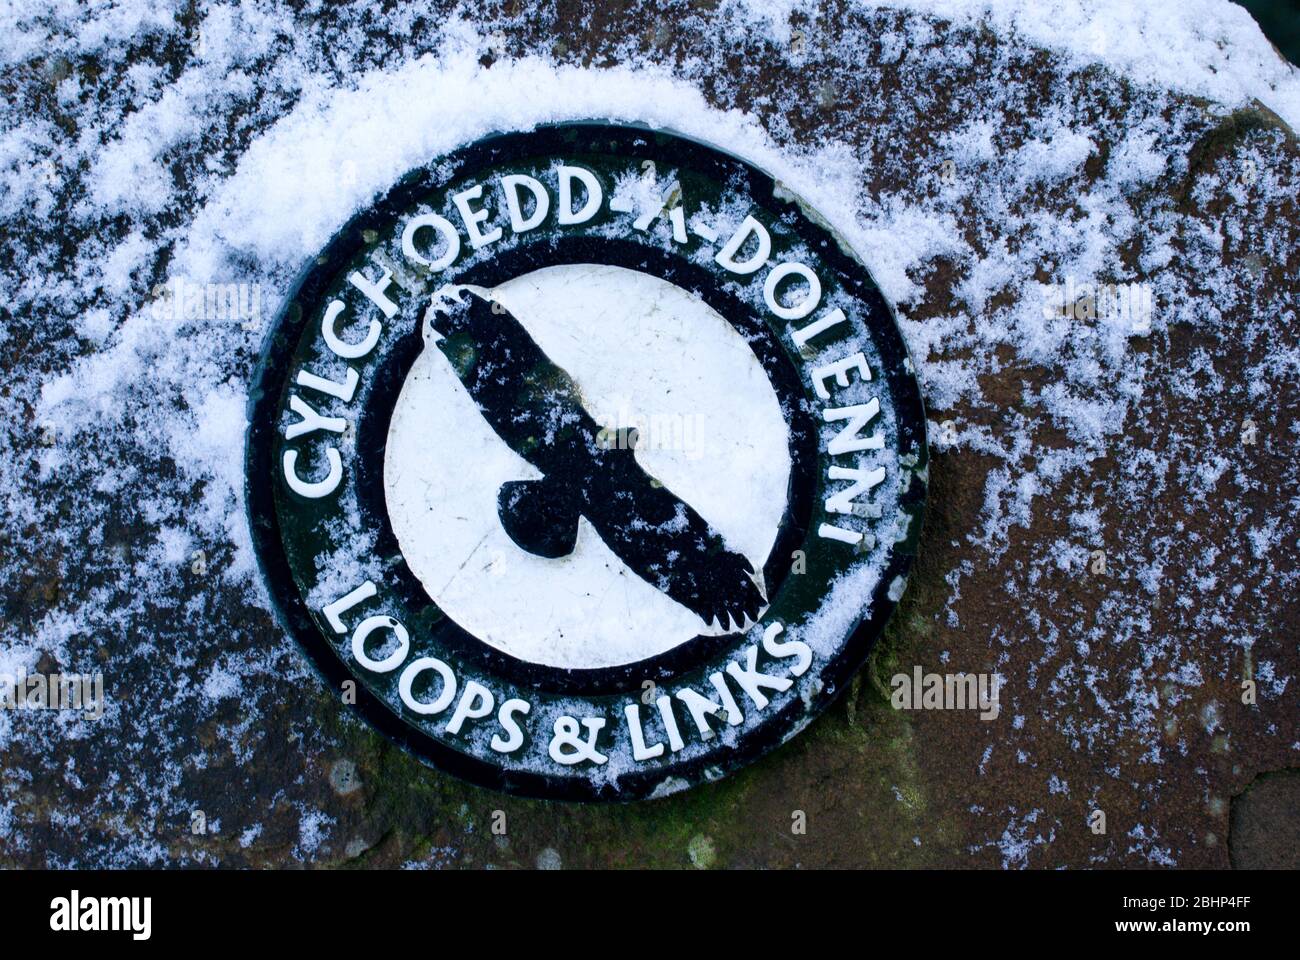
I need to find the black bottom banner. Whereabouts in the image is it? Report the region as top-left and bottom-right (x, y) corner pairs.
(0, 867), (1283, 945)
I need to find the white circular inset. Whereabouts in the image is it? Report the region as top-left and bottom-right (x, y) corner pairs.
(383, 263), (791, 669)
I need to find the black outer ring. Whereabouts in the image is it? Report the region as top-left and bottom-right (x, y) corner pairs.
(244, 121), (929, 802)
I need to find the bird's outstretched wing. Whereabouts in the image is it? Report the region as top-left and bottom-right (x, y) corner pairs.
(580, 456), (768, 631)
(424, 285), (767, 630)
(423, 284), (598, 477)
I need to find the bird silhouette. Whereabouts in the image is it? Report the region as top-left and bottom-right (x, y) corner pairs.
(421, 284), (767, 631)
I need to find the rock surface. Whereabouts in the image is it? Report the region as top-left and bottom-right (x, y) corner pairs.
(1, 1), (1297, 867)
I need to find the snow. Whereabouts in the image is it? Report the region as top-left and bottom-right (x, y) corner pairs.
(731, 1), (1300, 128)
(1, 0), (1296, 865)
